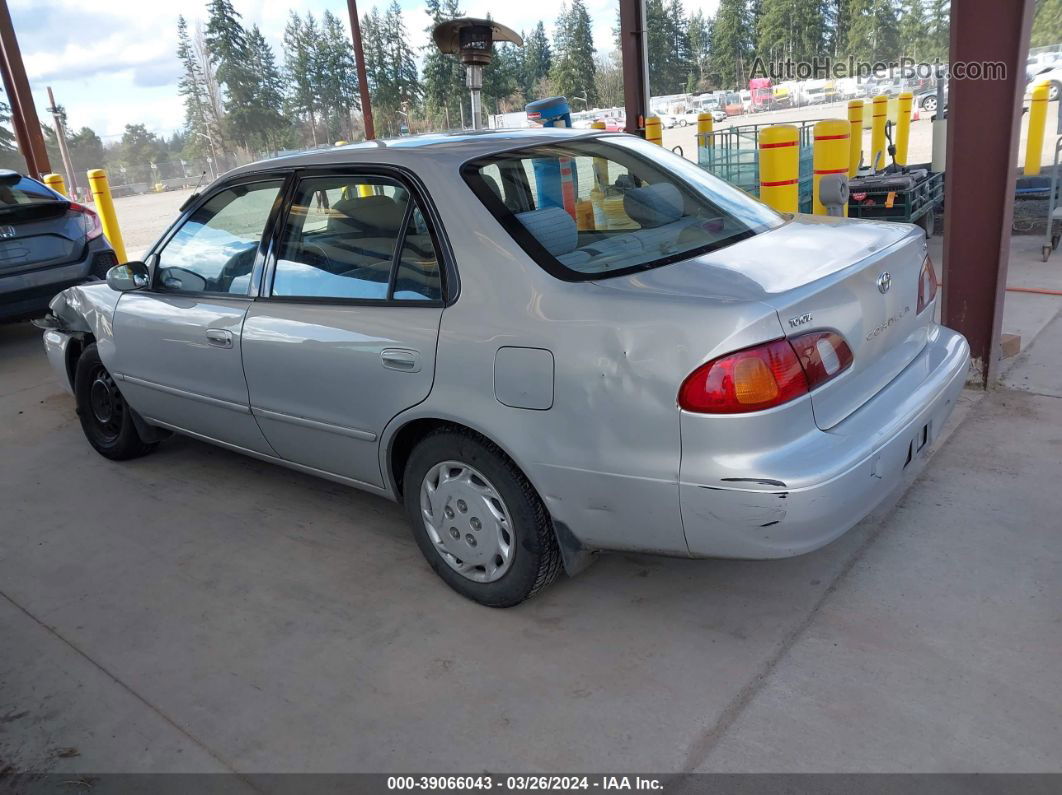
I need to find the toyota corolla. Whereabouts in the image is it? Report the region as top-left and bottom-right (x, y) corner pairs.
(39, 129), (969, 606)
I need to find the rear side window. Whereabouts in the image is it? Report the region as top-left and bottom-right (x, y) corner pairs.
(462, 136), (782, 281)
(270, 175), (442, 302)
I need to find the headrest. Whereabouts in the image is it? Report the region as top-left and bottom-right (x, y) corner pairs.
(623, 183), (684, 228)
(514, 206), (577, 256)
(481, 173), (504, 201)
(330, 195), (405, 235)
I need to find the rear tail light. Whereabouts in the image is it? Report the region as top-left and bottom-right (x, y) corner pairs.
(68, 202), (103, 241)
(917, 255), (938, 314)
(678, 331), (853, 414)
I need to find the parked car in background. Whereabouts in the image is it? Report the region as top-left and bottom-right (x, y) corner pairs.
(1026, 67), (1062, 101)
(0, 170), (115, 323)
(41, 129), (968, 607)
(1027, 51), (1062, 80)
(658, 114), (679, 129)
(915, 84), (948, 114)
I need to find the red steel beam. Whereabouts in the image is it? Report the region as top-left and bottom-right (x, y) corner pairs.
(942, 0), (1035, 387)
(346, 0), (375, 141)
(618, 0), (648, 138)
(0, 0), (49, 175)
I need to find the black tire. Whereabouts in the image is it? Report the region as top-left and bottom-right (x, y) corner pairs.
(74, 343), (156, 460)
(402, 429), (561, 607)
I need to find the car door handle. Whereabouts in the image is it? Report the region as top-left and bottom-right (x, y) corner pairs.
(205, 328), (233, 348)
(380, 348), (421, 372)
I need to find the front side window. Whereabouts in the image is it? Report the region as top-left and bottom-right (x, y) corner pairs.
(270, 175), (442, 302)
(462, 136), (782, 280)
(156, 180), (282, 295)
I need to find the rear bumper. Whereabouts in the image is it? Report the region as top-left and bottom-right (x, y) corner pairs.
(0, 242), (115, 322)
(679, 324), (969, 558)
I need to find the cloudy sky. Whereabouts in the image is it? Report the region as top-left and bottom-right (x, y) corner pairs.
(10, 0), (721, 143)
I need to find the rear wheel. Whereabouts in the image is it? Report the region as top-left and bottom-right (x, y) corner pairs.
(921, 96), (938, 113)
(403, 429), (561, 607)
(74, 344), (156, 460)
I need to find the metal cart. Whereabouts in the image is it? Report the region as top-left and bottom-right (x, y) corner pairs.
(1042, 136), (1062, 261)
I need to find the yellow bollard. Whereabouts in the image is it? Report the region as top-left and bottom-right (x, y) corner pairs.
(645, 116), (663, 145)
(895, 92), (913, 166)
(847, 100), (863, 176)
(43, 173), (68, 198)
(357, 184), (374, 198)
(334, 140), (348, 146)
(1025, 82), (1050, 176)
(870, 94), (888, 172)
(758, 125), (799, 214)
(813, 120), (850, 217)
(591, 121), (606, 130)
(86, 169), (127, 263)
(697, 112), (713, 145)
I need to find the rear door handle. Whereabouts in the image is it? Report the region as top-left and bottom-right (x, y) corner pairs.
(205, 328), (233, 348)
(380, 348), (421, 372)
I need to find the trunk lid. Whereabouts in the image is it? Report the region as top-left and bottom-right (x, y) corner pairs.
(593, 214), (932, 429)
(0, 201), (83, 276)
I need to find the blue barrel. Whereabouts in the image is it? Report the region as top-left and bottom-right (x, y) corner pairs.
(525, 96), (572, 128)
(526, 97), (575, 212)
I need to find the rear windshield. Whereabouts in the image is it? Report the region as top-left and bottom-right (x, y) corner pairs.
(0, 176), (63, 208)
(461, 136), (782, 280)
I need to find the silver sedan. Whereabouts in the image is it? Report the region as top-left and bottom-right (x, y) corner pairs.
(40, 129), (969, 606)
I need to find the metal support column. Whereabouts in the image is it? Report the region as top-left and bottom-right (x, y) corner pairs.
(0, 0), (49, 176)
(942, 0), (1035, 387)
(618, 0), (649, 138)
(346, 0), (375, 141)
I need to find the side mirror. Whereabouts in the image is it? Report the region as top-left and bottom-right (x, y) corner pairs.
(106, 261), (149, 292)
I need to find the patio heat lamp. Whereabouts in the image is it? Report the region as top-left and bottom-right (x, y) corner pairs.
(432, 17), (523, 130)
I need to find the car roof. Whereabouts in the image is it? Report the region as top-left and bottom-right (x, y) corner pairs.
(224, 127), (608, 180)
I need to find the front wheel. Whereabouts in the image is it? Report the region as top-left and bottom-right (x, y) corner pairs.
(403, 430), (561, 607)
(921, 96), (938, 113)
(74, 343), (156, 460)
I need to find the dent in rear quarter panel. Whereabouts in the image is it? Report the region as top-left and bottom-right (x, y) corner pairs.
(387, 159), (802, 555)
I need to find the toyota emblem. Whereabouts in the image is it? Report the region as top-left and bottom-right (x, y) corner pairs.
(877, 271), (892, 294)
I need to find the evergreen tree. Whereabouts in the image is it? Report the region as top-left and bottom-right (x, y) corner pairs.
(521, 22), (552, 101)
(1033, 0), (1062, 47)
(246, 25), (288, 151)
(846, 0), (899, 62)
(422, 0), (466, 128)
(712, 0), (754, 88)
(482, 43), (522, 114)
(176, 15), (212, 156)
(758, 0), (827, 65)
(550, 0), (598, 107)
(283, 12), (321, 145)
(687, 10), (712, 91)
(925, 0), (950, 61)
(204, 0), (258, 150)
(319, 10), (360, 141)
(898, 0), (929, 61)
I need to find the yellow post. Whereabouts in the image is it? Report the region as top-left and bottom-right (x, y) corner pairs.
(847, 100), (863, 176)
(43, 173), (67, 197)
(813, 119), (850, 217)
(895, 92), (913, 166)
(357, 184), (374, 198)
(870, 94), (888, 172)
(1025, 82), (1050, 176)
(645, 116), (663, 145)
(86, 169), (127, 263)
(697, 112), (714, 145)
(591, 121), (606, 129)
(758, 125), (799, 214)
(334, 140), (348, 146)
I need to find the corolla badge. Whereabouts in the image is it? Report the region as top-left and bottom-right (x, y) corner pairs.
(788, 312), (813, 329)
(877, 271), (892, 294)
(0, 225), (16, 239)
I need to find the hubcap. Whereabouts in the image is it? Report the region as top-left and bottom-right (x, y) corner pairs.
(88, 366), (123, 440)
(420, 461), (514, 583)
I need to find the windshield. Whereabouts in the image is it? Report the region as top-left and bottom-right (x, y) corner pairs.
(462, 135), (782, 280)
(463, 137), (781, 280)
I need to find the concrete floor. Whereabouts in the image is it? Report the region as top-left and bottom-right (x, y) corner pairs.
(1, 251), (1061, 774)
